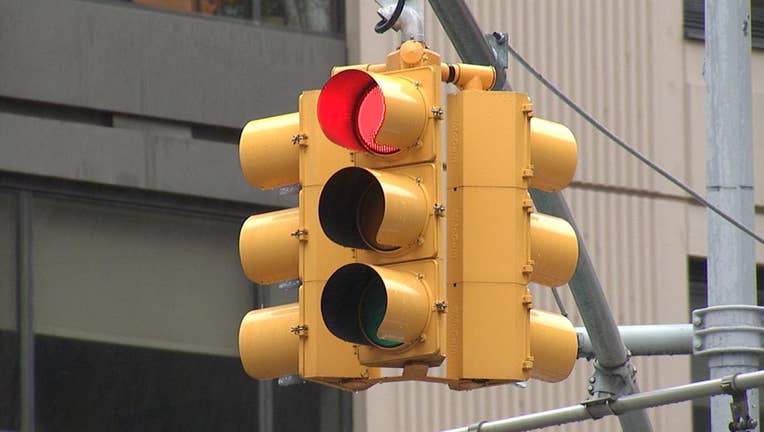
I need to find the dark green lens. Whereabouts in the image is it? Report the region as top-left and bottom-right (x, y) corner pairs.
(359, 282), (400, 348)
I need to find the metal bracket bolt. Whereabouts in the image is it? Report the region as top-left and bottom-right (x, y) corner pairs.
(433, 203), (446, 217)
(290, 324), (308, 336)
(290, 229), (308, 240)
(291, 133), (308, 146)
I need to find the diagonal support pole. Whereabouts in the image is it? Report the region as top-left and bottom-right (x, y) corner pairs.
(427, 2), (652, 431)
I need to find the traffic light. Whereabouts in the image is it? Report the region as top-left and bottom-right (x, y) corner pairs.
(237, 91), (377, 391)
(237, 40), (580, 390)
(316, 42), (447, 370)
(446, 90), (579, 389)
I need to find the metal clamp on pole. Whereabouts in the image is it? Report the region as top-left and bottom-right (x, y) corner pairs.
(587, 358), (638, 399)
(581, 397), (617, 420)
(466, 421), (486, 432)
(721, 375), (758, 431)
(692, 305), (764, 356)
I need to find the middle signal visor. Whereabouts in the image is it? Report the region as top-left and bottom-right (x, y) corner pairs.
(317, 69), (427, 155)
(318, 166), (428, 252)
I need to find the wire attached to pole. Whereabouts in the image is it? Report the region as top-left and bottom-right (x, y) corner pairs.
(504, 41), (764, 245)
(375, 0), (406, 33)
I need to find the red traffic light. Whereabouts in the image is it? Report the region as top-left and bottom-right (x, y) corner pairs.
(317, 69), (427, 155)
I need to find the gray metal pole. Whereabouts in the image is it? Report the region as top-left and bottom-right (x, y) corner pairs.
(425, 0), (507, 90)
(703, 1), (758, 431)
(441, 370), (764, 432)
(426, 2), (651, 429)
(577, 324), (694, 359)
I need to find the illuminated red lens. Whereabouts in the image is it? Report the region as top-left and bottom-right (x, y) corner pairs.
(317, 70), (368, 151)
(356, 86), (397, 155)
(317, 70), (399, 155)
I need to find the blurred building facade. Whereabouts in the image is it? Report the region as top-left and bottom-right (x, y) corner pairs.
(0, 0), (348, 431)
(347, 1), (764, 431)
(1, 1), (763, 432)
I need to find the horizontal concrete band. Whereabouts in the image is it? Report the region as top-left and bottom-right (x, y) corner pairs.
(0, 112), (296, 208)
(0, 0), (345, 128)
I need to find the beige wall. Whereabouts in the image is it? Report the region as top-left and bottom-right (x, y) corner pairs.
(347, 1), (764, 431)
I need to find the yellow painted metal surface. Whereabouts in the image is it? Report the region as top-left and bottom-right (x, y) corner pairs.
(365, 168), (428, 250)
(446, 90), (578, 387)
(238, 208), (299, 284)
(356, 259), (445, 367)
(353, 65), (442, 169)
(447, 282), (532, 383)
(316, 53), (446, 373)
(529, 309), (577, 383)
(370, 72), (427, 150)
(442, 63), (496, 90)
(447, 91), (532, 190)
(374, 265), (430, 344)
(299, 91), (354, 189)
(239, 112), (299, 189)
(446, 91), (533, 386)
(529, 117), (578, 192)
(529, 212), (579, 287)
(298, 91), (378, 389)
(237, 90), (377, 391)
(238, 303), (299, 379)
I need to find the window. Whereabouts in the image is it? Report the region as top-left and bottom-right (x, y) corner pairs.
(688, 257), (764, 431)
(131, 0), (345, 34)
(684, 0), (764, 49)
(0, 192), (19, 431)
(0, 175), (352, 432)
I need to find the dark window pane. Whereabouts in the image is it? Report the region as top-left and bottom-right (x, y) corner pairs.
(0, 191), (19, 430)
(684, 0), (764, 49)
(0, 331), (19, 430)
(35, 336), (259, 432)
(32, 196), (251, 356)
(129, 0), (345, 34)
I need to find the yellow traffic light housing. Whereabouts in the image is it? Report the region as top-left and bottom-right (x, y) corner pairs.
(239, 303), (299, 379)
(446, 90), (579, 389)
(237, 90), (377, 391)
(237, 40), (581, 391)
(316, 42), (447, 370)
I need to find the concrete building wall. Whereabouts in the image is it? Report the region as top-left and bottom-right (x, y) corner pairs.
(0, 0), (345, 207)
(348, 1), (764, 431)
(0, 2), (352, 429)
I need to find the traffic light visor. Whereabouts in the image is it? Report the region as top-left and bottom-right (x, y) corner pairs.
(239, 112), (299, 189)
(321, 263), (430, 348)
(319, 167), (428, 252)
(239, 303), (299, 379)
(317, 70), (426, 155)
(529, 309), (577, 382)
(239, 208), (299, 284)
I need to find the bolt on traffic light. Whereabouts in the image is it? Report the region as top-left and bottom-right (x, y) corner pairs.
(316, 42), (447, 371)
(446, 90), (579, 389)
(237, 91), (378, 391)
